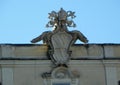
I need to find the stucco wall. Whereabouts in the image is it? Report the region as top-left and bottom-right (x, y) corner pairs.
(0, 44), (120, 85)
(0, 60), (119, 85)
(0, 60), (106, 85)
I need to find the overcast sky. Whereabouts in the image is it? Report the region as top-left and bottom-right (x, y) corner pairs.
(0, 0), (120, 44)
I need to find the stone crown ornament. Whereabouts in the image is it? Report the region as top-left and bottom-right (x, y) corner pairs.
(46, 8), (76, 28)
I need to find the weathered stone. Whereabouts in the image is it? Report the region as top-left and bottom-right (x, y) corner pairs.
(0, 8), (120, 85)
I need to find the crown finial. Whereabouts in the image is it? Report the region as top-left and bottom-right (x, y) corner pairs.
(46, 8), (76, 28)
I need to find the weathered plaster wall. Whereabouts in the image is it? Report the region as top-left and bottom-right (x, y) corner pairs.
(0, 44), (120, 85)
(0, 60), (119, 85)
(117, 67), (120, 83)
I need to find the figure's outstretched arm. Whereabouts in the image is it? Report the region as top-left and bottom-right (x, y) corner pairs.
(31, 35), (42, 43)
(77, 31), (88, 43)
(72, 30), (88, 43)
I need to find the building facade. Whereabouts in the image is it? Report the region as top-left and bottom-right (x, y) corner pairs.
(0, 8), (120, 85)
(0, 44), (120, 85)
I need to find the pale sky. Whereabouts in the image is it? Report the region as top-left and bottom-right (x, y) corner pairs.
(0, 0), (120, 44)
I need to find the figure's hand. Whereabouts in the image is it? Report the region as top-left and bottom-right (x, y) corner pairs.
(31, 39), (36, 43)
(30, 35), (42, 43)
(84, 39), (89, 43)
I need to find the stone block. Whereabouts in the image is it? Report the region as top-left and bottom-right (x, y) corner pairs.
(71, 45), (104, 59)
(70, 45), (88, 58)
(14, 46), (48, 58)
(104, 45), (114, 58)
(1, 45), (15, 58)
(87, 45), (103, 58)
(112, 45), (120, 58)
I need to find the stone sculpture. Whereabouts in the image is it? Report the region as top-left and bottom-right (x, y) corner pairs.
(31, 8), (88, 66)
(31, 8), (89, 84)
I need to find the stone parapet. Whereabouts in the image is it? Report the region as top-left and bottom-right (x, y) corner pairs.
(0, 44), (120, 59)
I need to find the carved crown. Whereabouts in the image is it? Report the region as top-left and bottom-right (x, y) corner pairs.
(46, 8), (76, 28)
